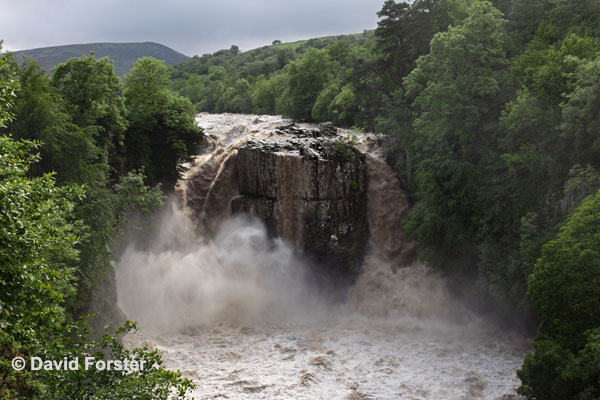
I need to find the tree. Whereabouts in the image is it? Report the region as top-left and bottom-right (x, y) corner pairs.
(375, 0), (462, 87)
(518, 188), (600, 399)
(329, 84), (357, 126)
(124, 57), (203, 188)
(0, 140), (188, 399)
(0, 41), (18, 128)
(51, 54), (126, 175)
(196, 66), (226, 112)
(403, 0), (508, 260)
(311, 82), (339, 122)
(9, 59), (98, 182)
(216, 78), (253, 113)
(252, 73), (287, 115)
(0, 137), (83, 399)
(1, 55), (191, 399)
(547, 0), (600, 38)
(3, 54), (167, 334)
(182, 74), (204, 106)
(283, 48), (331, 121)
(375, 0), (420, 82)
(561, 55), (600, 168)
(508, 0), (552, 41)
(311, 83), (357, 126)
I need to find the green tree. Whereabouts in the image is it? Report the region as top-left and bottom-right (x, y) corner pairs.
(547, 0), (600, 38)
(1, 61), (191, 399)
(216, 78), (253, 113)
(181, 74), (204, 106)
(562, 164), (600, 212)
(253, 74), (287, 114)
(518, 188), (600, 399)
(0, 41), (18, 128)
(283, 48), (331, 121)
(0, 137), (83, 399)
(124, 57), (203, 187)
(508, 0), (552, 42)
(375, 0), (462, 89)
(9, 59), (98, 182)
(561, 55), (600, 168)
(311, 82), (339, 122)
(4, 54), (166, 334)
(39, 321), (194, 400)
(311, 83), (357, 126)
(403, 0), (508, 260)
(51, 54), (127, 175)
(329, 84), (357, 126)
(196, 66), (227, 112)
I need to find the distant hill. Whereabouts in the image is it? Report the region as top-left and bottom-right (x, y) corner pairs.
(269, 32), (368, 51)
(12, 42), (190, 76)
(170, 31), (373, 81)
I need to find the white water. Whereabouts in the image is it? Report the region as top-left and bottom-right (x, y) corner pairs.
(116, 113), (529, 399)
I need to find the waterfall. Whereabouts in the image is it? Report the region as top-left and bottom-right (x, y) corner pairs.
(116, 113), (529, 400)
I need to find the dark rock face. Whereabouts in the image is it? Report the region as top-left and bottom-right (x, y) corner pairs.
(231, 126), (368, 287)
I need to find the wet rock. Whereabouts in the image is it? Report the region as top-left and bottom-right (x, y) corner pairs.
(232, 134), (368, 288)
(319, 121), (337, 136)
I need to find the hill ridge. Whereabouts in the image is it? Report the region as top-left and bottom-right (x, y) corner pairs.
(12, 41), (190, 76)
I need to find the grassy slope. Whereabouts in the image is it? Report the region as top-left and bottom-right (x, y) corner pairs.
(12, 42), (190, 76)
(270, 32), (366, 50)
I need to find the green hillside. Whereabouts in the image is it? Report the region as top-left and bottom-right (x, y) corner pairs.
(12, 41), (190, 76)
(169, 31), (373, 86)
(270, 32), (366, 50)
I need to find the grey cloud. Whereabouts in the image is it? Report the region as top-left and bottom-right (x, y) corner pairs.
(1, 0), (382, 55)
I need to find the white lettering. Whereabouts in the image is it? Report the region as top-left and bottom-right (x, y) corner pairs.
(95, 360), (106, 371)
(68, 358), (79, 370)
(27, 356), (144, 371)
(31, 357), (42, 370)
(85, 356), (95, 370)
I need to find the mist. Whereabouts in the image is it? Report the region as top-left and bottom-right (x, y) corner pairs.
(116, 203), (328, 331)
(115, 113), (529, 399)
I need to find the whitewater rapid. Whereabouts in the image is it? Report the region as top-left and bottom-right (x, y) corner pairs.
(116, 113), (530, 399)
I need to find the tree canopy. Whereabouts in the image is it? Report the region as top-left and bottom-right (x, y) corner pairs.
(124, 57), (203, 187)
(0, 48), (192, 396)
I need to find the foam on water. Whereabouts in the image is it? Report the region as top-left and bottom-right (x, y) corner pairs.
(116, 113), (530, 399)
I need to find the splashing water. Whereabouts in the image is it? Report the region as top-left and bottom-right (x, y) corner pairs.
(117, 205), (324, 331)
(116, 113), (530, 399)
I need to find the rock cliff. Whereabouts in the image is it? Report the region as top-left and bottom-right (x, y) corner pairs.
(231, 124), (368, 286)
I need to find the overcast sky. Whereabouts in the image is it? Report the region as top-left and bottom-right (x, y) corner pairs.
(1, 0), (383, 56)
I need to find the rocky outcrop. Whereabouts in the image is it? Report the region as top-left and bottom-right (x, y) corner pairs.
(231, 124), (368, 286)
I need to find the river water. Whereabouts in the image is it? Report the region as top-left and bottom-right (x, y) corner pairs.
(116, 113), (530, 399)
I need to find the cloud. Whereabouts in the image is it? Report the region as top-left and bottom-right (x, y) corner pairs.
(0, 0), (382, 55)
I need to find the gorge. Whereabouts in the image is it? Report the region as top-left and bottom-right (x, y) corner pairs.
(115, 113), (530, 399)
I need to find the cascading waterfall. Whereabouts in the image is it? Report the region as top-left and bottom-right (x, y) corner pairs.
(116, 113), (529, 399)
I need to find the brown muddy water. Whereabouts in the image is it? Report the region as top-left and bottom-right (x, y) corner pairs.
(116, 113), (530, 399)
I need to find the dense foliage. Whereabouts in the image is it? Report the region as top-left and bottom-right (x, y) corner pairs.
(0, 45), (199, 398)
(168, 33), (374, 125)
(124, 57), (202, 187)
(518, 189), (600, 399)
(0, 136), (193, 399)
